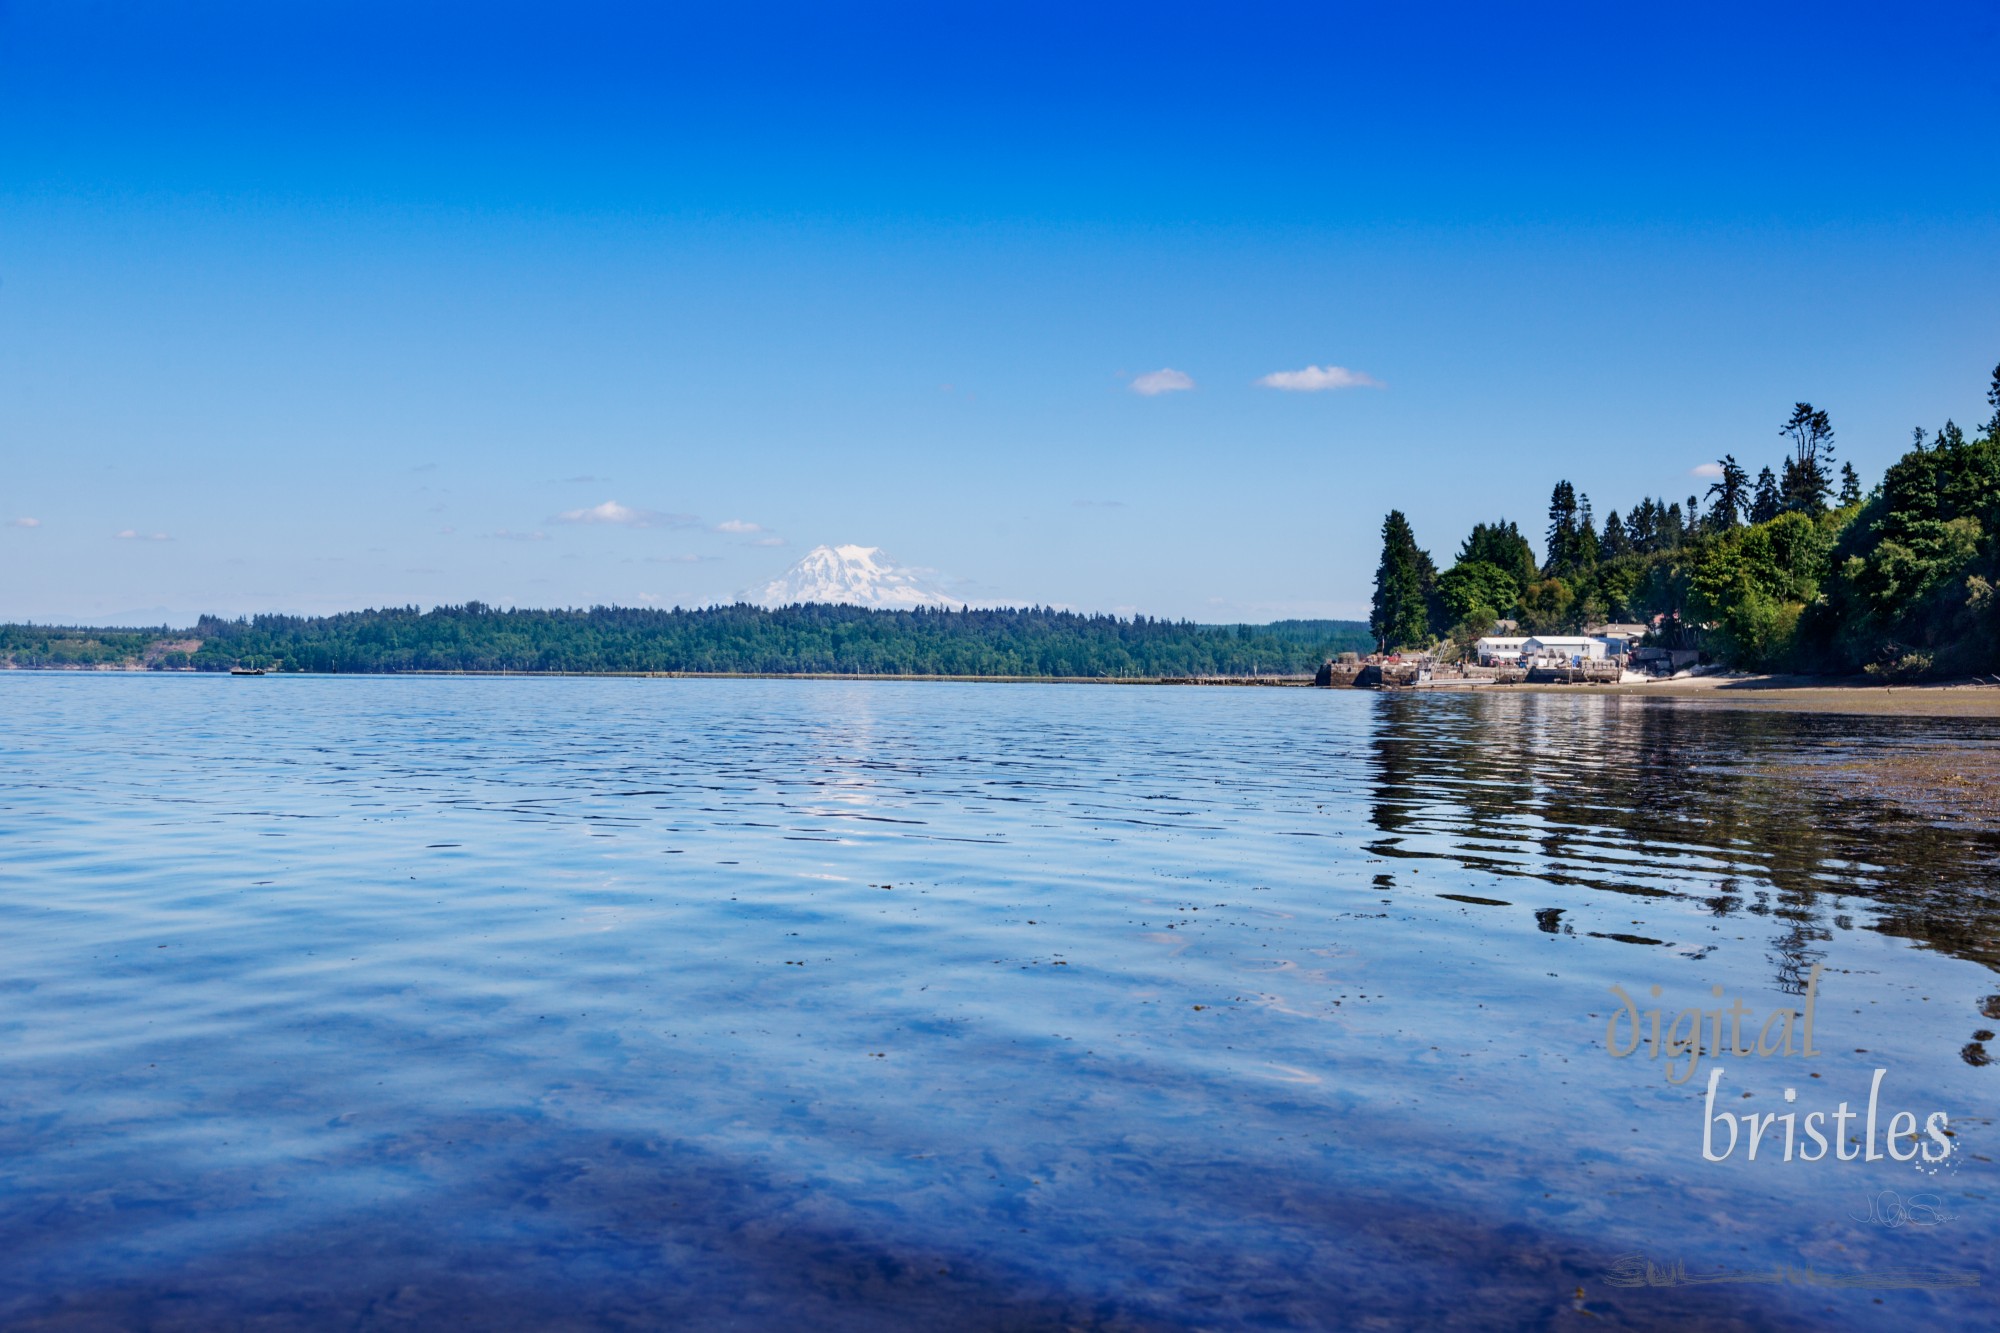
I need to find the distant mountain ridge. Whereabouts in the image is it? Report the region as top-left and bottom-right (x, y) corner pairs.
(0, 607), (1377, 676)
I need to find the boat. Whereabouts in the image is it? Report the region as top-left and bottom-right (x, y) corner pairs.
(229, 666), (266, 676)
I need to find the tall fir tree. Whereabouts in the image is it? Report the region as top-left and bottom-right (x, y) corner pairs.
(1705, 456), (1749, 529)
(1369, 510), (1434, 652)
(1544, 481), (1580, 576)
(1749, 467), (1782, 523)
(1457, 520), (1539, 592)
(1778, 402), (1836, 515)
(1599, 510), (1630, 557)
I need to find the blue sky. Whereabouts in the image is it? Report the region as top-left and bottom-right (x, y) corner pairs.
(3, 1), (1997, 624)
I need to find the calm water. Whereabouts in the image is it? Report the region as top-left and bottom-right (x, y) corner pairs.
(1, 675), (1994, 1330)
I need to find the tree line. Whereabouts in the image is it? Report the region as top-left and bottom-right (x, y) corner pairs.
(0, 605), (1375, 678)
(1370, 362), (2000, 677)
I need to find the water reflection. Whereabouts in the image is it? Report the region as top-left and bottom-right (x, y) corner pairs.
(1363, 693), (2000, 984)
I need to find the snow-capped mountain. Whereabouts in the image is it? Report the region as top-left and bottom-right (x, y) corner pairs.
(750, 544), (962, 610)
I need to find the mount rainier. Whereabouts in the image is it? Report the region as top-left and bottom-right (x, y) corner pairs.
(750, 545), (965, 610)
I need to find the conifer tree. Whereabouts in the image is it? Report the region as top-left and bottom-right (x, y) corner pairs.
(1750, 467), (1782, 523)
(1544, 482), (1580, 576)
(1369, 510), (1433, 652)
(1838, 462), (1862, 507)
(1705, 456), (1749, 530)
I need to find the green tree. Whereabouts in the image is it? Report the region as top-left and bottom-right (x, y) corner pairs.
(1600, 510), (1630, 557)
(1457, 521), (1539, 591)
(1705, 456), (1750, 530)
(1369, 510), (1435, 652)
(1983, 362), (2000, 442)
(1518, 577), (1575, 633)
(1838, 462), (1862, 508)
(1749, 467), (1782, 524)
(1435, 560), (1518, 626)
(1592, 561), (1641, 620)
(1545, 481), (1582, 577)
(1690, 512), (1836, 669)
(1779, 402), (1836, 515)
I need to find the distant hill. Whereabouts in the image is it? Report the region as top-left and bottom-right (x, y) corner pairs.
(0, 605), (1375, 678)
(1254, 620), (1377, 651)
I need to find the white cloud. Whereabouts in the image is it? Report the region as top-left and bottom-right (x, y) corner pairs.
(1256, 365), (1383, 391)
(116, 529), (172, 541)
(1131, 368), (1195, 395)
(644, 553), (720, 564)
(750, 536), (787, 547)
(1691, 461), (1725, 478)
(553, 500), (696, 529)
(8, 517), (39, 528)
(485, 529), (550, 542)
(714, 519), (763, 534)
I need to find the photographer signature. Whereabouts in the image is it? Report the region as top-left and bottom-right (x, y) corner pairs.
(1608, 1254), (1977, 1291)
(1851, 1189), (1956, 1229)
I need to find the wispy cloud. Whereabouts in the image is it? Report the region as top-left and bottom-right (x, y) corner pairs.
(1131, 368), (1195, 395)
(750, 536), (787, 548)
(645, 553), (722, 564)
(8, 517), (39, 528)
(485, 529), (550, 542)
(714, 519), (763, 534)
(553, 500), (696, 529)
(1257, 364), (1383, 391)
(116, 529), (172, 541)
(1691, 461), (1725, 478)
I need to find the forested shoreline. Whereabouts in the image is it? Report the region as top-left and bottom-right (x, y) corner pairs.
(0, 605), (1373, 678)
(1370, 363), (2000, 679)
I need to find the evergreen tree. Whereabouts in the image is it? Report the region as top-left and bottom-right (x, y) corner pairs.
(1628, 498), (1658, 553)
(1457, 520), (1539, 591)
(1779, 402), (1835, 515)
(1838, 462), (1862, 507)
(1705, 456), (1750, 530)
(1662, 501), (1685, 548)
(1544, 481), (1580, 576)
(1750, 467), (1782, 523)
(1600, 510), (1630, 557)
(1417, 546), (1446, 639)
(1369, 511), (1434, 651)
(1574, 494), (1601, 571)
(1984, 362), (2000, 442)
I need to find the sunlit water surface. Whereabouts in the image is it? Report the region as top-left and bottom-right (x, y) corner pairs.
(1, 675), (1995, 1330)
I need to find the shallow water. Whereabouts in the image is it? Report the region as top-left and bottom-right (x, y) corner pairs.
(0, 675), (1994, 1330)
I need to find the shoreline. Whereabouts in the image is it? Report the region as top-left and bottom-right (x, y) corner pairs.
(1411, 671), (2000, 715)
(10, 664), (2000, 712)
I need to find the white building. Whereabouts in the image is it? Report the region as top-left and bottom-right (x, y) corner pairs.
(1473, 636), (1530, 665)
(1522, 635), (1610, 663)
